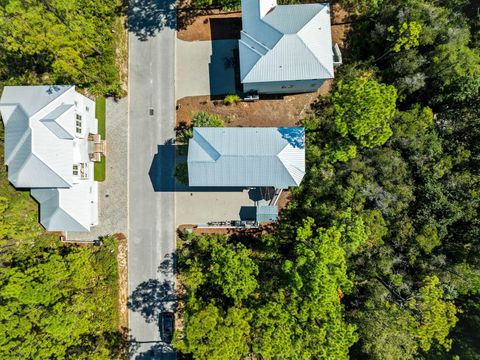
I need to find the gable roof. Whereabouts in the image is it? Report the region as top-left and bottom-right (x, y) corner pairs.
(239, 0), (334, 84)
(31, 181), (96, 232)
(0, 86), (76, 188)
(187, 127), (305, 188)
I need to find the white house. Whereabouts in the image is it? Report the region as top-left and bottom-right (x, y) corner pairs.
(0, 85), (102, 232)
(239, 0), (336, 94)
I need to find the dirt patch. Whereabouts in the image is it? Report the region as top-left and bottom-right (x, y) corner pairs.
(115, 233), (128, 331)
(114, 17), (129, 96)
(178, 3), (349, 45)
(178, 9), (241, 41)
(177, 80), (331, 128)
(331, 2), (351, 49)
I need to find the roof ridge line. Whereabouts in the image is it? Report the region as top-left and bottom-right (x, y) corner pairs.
(297, 9), (334, 78)
(193, 129), (221, 161)
(48, 206), (89, 232)
(31, 153), (72, 188)
(5, 124), (31, 165)
(57, 191), (90, 231)
(297, 32), (334, 78)
(276, 143), (300, 185)
(30, 85), (74, 119)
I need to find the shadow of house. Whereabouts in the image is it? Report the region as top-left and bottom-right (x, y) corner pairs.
(239, 206), (256, 221)
(149, 142), (176, 192)
(208, 40), (239, 97)
(128, 0), (177, 41)
(209, 17), (242, 40)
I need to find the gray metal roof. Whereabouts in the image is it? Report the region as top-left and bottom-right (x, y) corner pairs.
(187, 127), (305, 188)
(240, 0), (334, 84)
(256, 206), (278, 222)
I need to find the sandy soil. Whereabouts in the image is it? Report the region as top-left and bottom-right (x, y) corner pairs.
(178, 10), (241, 41)
(115, 233), (128, 332)
(331, 2), (351, 49)
(114, 17), (129, 95)
(177, 2), (349, 46)
(176, 80), (331, 128)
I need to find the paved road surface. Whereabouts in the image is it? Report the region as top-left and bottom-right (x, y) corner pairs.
(128, 0), (176, 358)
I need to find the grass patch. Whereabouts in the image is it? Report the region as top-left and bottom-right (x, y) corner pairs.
(94, 96), (106, 182)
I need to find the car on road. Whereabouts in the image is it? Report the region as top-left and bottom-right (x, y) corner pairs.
(159, 312), (174, 343)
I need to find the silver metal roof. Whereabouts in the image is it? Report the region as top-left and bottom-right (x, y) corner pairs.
(31, 181), (98, 232)
(187, 127), (305, 188)
(0, 85), (76, 188)
(240, 0), (334, 84)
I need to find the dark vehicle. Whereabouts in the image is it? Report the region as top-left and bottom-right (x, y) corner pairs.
(159, 312), (174, 343)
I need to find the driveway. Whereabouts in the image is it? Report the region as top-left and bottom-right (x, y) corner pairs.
(128, 0), (177, 358)
(175, 189), (254, 227)
(176, 39), (238, 99)
(66, 97), (128, 241)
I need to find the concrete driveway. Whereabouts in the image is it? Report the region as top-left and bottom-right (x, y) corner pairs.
(175, 188), (254, 227)
(176, 39), (238, 99)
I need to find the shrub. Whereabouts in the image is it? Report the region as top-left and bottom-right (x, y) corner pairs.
(174, 163), (189, 185)
(223, 94), (241, 105)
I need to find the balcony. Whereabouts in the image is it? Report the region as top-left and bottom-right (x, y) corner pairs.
(88, 133), (107, 162)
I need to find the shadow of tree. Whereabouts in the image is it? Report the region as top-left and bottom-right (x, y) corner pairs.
(278, 127), (305, 149)
(128, 279), (176, 323)
(128, 0), (177, 40)
(129, 341), (175, 359)
(157, 252), (177, 275)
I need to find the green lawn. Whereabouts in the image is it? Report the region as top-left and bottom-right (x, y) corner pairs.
(94, 96), (106, 182)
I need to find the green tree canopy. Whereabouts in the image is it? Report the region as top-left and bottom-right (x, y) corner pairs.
(333, 77), (397, 149)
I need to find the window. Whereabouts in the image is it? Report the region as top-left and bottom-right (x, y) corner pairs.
(73, 164), (79, 176)
(76, 119), (82, 134)
(74, 101), (78, 107)
(76, 114), (82, 120)
(86, 106), (89, 112)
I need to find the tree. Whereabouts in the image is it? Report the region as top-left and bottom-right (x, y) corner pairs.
(333, 77), (397, 149)
(209, 242), (258, 303)
(174, 303), (251, 360)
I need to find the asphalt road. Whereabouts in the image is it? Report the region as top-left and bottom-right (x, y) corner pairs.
(128, 0), (177, 358)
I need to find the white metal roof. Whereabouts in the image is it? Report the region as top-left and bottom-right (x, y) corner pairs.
(31, 181), (98, 232)
(240, 0), (334, 84)
(187, 127), (305, 188)
(0, 85), (98, 233)
(0, 85), (77, 188)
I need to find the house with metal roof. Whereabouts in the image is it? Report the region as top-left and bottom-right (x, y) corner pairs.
(239, 0), (336, 94)
(187, 127), (305, 188)
(0, 85), (102, 232)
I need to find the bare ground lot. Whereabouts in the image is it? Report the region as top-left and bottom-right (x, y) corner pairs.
(177, 81), (331, 127)
(178, 9), (241, 41)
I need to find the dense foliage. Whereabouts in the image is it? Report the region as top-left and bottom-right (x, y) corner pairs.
(0, 0), (123, 95)
(175, 0), (479, 358)
(189, 0), (301, 10)
(0, 125), (125, 358)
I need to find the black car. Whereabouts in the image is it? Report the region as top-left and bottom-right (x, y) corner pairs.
(159, 312), (174, 343)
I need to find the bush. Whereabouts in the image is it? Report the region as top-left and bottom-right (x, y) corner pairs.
(224, 94), (241, 105)
(192, 112), (224, 127)
(174, 163), (189, 185)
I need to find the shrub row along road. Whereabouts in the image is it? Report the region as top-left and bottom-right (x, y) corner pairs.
(128, 0), (177, 358)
